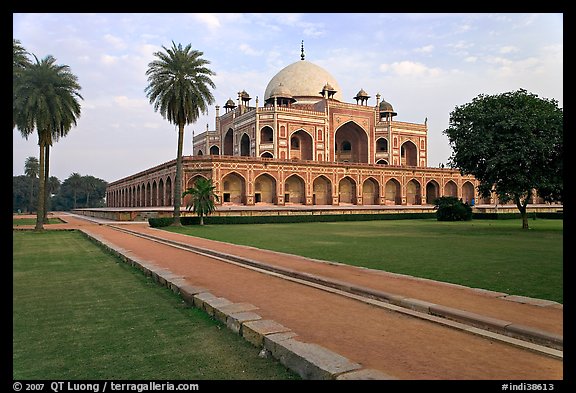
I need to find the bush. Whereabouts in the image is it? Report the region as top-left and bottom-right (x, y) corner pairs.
(434, 196), (472, 221)
(148, 217), (174, 228)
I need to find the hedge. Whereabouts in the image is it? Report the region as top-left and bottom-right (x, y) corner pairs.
(148, 211), (562, 227)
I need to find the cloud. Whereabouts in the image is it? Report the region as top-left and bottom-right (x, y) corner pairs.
(379, 61), (442, 77)
(415, 45), (434, 54)
(499, 46), (519, 54)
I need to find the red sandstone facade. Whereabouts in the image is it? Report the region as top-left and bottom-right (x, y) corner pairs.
(107, 51), (486, 209)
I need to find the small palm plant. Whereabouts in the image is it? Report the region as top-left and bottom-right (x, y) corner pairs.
(182, 178), (219, 226)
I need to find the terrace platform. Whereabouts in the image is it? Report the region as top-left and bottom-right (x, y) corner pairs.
(71, 204), (562, 222)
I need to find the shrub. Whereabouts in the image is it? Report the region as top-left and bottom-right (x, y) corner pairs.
(434, 196), (472, 221)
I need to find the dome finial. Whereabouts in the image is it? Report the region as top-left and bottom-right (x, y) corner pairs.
(300, 40), (305, 61)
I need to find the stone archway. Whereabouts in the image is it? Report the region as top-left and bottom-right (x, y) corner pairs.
(445, 180), (458, 197)
(223, 129), (233, 155)
(209, 145), (220, 155)
(254, 174), (276, 204)
(406, 179), (422, 205)
(426, 180), (440, 204)
(401, 140), (417, 166)
(362, 178), (379, 205)
(385, 178), (402, 205)
(338, 177), (357, 205)
(240, 133), (250, 156)
(313, 175), (332, 205)
(335, 121), (368, 163)
(290, 130), (313, 160)
(462, 181), (475, 204)
(284, 175), (305, 204)
(221, 172), (246, 205)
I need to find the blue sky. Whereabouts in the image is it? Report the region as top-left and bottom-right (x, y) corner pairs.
(13, 13), (563, 183)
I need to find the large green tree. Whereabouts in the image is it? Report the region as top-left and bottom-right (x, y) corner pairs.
(444, 89), (563, 229)
(145, 42), (216, 226)
(182, 177), (219, 226)
(13, 52), (83, 230)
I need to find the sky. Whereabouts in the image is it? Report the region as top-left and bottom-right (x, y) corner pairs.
(13, 13), (563, 183)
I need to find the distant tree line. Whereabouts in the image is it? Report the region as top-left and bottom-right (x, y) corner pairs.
(13, 158), (107, 213)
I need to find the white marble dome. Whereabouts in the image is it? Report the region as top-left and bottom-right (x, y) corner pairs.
(264, 60), (342, 103)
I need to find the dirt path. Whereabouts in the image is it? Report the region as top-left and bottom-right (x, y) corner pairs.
(14, 213), (563, 380)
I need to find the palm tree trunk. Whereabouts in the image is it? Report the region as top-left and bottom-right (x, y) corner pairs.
(172, 123), (185, 226)
(35, 142), (46, 231)
(43, 144), (50, 223)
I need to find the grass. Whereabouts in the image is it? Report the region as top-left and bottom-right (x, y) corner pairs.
(12, 217), (63, 226)
(12, 230), (299, 380)
(163, 218), (563, 304)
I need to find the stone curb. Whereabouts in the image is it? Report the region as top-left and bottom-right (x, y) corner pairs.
(80, 229), (397, 380)
(125, 228), (563, 351)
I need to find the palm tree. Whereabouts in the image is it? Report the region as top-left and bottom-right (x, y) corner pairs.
(24, 156), (39, 213)
(145, 42), (216, 226)
(13, 54), (82, 230)
(68, 172), (83, 209)
(182, 177), (219, 226)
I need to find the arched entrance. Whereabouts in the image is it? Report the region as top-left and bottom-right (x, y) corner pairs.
(426, 180), (440, 204)
(290, 130), (313, 160)
(385, 178), (402, 205)
(313, 175), (332, 205)
(406, 179), (422, 205)
(240, 133), (250, 156)
(261, 152), (273, 158)
(335, 122), (368, 163)
(254, 174), (276, 204)
(445, 180), (458, 197)
(221, 172), (245, 204)
(223, 129), (233, 155)
(158, 179), (164, 206)
(260, 126), (273, 143)
(462, 181), (475, 204)
(362, 178), (379, 205)
(165, 177), (172, 206)
(401, 141), (417, 166)
(183, 175), (208, 207)
(209, 145), (219, 155)
(338, 177), (356, 205)
(284, 175), (305, 204)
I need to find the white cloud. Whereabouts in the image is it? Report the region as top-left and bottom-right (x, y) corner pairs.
(379, 61), (442, 77)
(499, 45), (519, 54)
(103, 34), (126, 50)
(415, 45), (434, 54)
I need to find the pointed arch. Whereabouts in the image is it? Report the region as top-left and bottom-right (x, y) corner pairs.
(338, 176), (357, 204)
(209, 145), (219, 155)
(334, 121), (368, 163)
(223, 128), (233, 155)
(400, 140), (418, 166)
(426, 180), (440, 204)
(254, 173), (276, 204)
(290, 129), (313, 160)
(444, 180), (458, 197)
(385, 178), (402, 205)
(462, 181), (475, 204)
(313, 175), (332, 205)
(284, 174), (305, 204)
(362, 177), (380, 205)
(221, 172), (246, 205)
(406, 179), (422, 205)
(240, 133), (250, 156)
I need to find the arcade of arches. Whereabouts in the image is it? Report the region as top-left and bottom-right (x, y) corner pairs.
(106, 157), (482, 208)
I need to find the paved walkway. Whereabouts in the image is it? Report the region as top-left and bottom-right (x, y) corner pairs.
(14, 213), (564, 380)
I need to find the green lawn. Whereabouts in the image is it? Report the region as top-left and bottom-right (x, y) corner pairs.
(12, 230), (299, 380)
(12, 217), (63, 226)
(163, 219), (563, 304)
